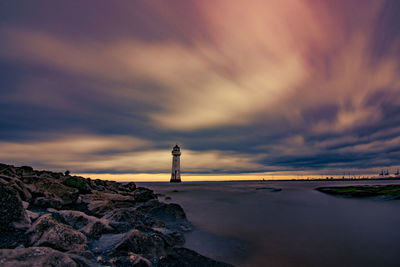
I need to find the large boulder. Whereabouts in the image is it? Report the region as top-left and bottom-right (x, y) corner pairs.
(51, 210), (113, 238)
(0, 247), (79, 267)
(113, 229), (169, 260)
(0, 175), (32, 202)
(158, 248), (233, 267)
(135, 201), (191, 231)
(122, 182), (137, 192)
(133, 188), (157, 202)
(81, 192), (136, 217)
(146, 203), (186, 222)
(23, 176), (79, 208)
(27, 214), (87, 252)
(0, 183), (30, 232)
(63, 176), (92, 194)
(102, 207), (146, 232)
(0, 165), (17, 177)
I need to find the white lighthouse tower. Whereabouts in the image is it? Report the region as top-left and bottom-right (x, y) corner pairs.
(170, 144), (181, 183)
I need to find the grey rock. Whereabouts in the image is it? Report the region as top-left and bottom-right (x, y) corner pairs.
(27, 214), (87, 252)
(113, 229), (169, 260)
(52, 210), (113, 239)
(23, 176), (79, 208)
(134, 187), (157, 202)
(0, 183), (30, 232)
(0, 247), (78, 267)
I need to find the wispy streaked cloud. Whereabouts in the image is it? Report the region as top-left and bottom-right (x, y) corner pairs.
(0, 0), (400, 176)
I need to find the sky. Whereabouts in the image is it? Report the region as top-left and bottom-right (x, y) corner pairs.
(1, 0), (400, 180)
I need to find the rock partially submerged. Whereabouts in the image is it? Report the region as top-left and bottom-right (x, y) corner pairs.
(255, 187), (282, 192)
(317, 185), (400, 200)
(0, 163), (232, 266)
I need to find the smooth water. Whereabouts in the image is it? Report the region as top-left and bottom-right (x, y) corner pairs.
(138, 180), (400, 267)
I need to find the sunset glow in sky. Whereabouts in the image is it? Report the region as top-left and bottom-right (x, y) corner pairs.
(1, 1), (400, 180)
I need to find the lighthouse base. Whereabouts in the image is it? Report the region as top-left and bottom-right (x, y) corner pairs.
(170, 178), (181, 183)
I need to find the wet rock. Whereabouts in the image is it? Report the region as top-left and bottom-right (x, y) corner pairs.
(158, 248), (233, 267)
(51, 210), (113, 238)
(0, 183), (30, 232)
(27, 214), (87, 252)
(134, 187), (157, 202)
(0, 247), (79, 267)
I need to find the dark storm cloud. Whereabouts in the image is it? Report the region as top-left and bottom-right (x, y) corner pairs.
(0, 0), (400, 174)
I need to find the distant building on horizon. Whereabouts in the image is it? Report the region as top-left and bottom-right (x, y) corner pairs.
(170, 144), (181, 183)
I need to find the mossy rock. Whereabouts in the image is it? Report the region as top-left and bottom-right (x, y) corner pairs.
(63, 177), (91, 194)
(317, 185), (400, 200)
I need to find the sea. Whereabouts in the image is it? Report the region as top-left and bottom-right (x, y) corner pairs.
(138, 180), (400, 267)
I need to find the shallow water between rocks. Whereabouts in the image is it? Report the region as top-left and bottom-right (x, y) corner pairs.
(139, 180), (400, 267)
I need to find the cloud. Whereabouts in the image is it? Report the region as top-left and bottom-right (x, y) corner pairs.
(0, 1), (400, 173)
(0, 134), (264, 173)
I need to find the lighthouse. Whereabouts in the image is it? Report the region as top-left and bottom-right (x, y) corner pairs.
(170, 144), (181, 183)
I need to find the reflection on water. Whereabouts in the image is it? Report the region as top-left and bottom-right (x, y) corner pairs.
(138, 180), (400, 267)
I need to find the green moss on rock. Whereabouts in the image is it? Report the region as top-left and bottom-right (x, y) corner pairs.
(317, 185), (400, 199)
(63, 177), (91, 194)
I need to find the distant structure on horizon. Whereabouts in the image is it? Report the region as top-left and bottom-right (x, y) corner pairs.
(170, 144), (181, 183)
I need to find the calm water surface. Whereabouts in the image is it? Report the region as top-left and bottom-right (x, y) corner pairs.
(138, 180), (400, 267)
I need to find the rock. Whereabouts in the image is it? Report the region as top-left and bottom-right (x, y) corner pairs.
(147, 203), (186, 222)
(51, 210), (113, 238)
(0, 165), (17, 177)
(19, 166), (34, 176)
(102, 208), (146, 232)
(63, 177), (92, 194)
(0, 247), (79, 267)
(27, 214), (87, 252)
(135, 201), (191, 231)
(34, 196), (64, 209)
(103, 207), (142, 223)
(108, 253), (151, 267)
(113, 229), (169, 260)
(0, 230), (29, 249)
(0, 183), (30, 232)
(255, 187), (281, 192)
(134, 187), (157, 202)
(81, 192), (136, 217)
(0, 176), (33, 202)
(158, 248), (233, 267)
(123, 182), (137, 192)
(23, 176), (79, 208)
(27, 210), (40, 221)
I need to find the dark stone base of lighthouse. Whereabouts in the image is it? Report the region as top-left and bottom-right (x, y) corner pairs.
(170, 178), (182, 183)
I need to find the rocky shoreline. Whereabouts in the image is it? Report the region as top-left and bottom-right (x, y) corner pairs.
(0, 163), (232, 266)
